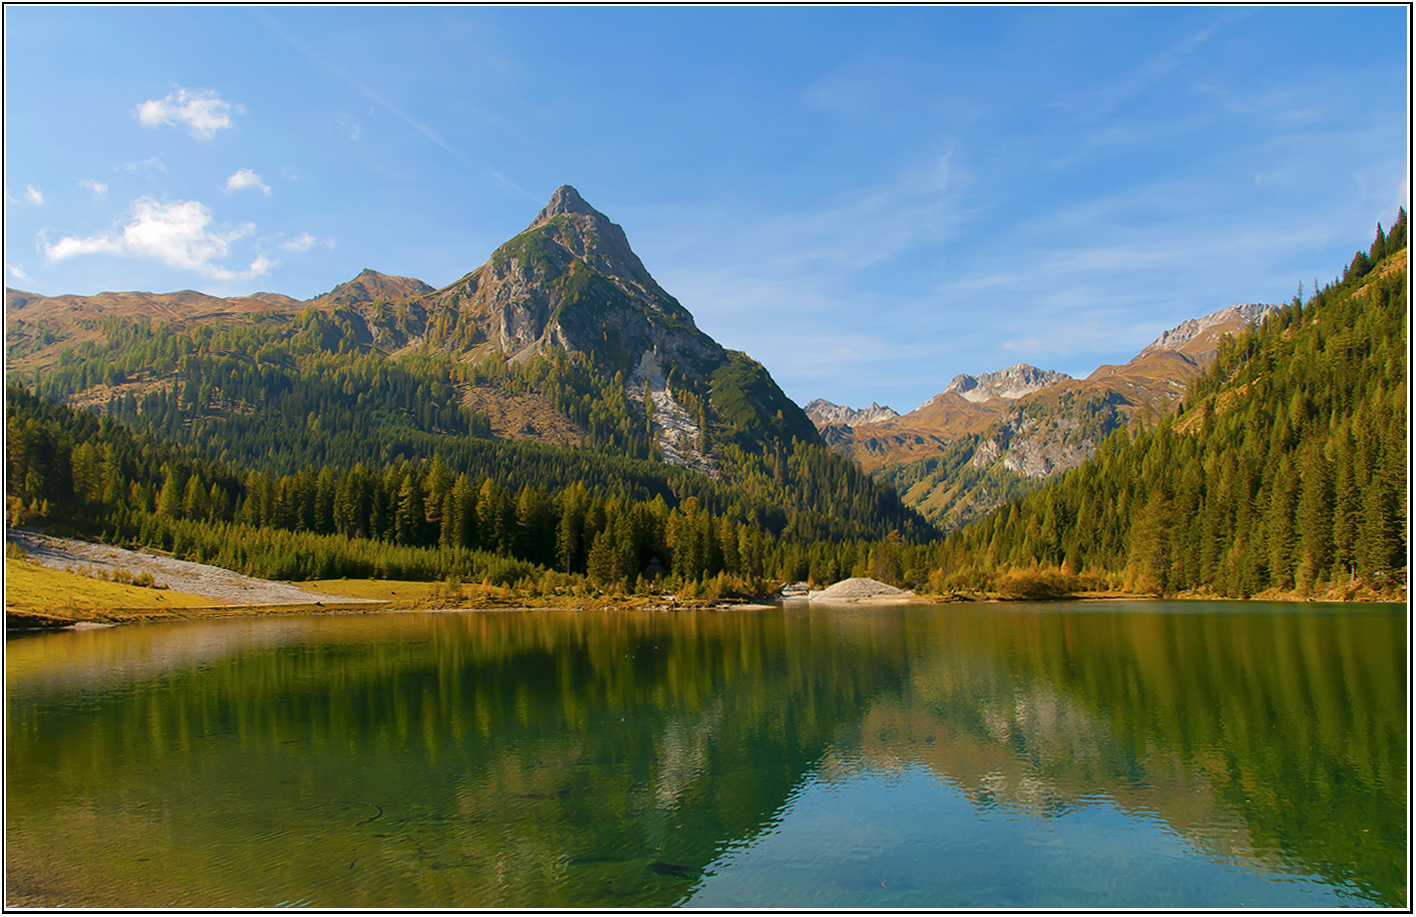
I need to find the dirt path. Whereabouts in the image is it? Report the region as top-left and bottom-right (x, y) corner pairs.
(6, 529), (381, 607)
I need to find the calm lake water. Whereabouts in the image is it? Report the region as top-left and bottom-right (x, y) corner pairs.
(5, 601), (1406, 908)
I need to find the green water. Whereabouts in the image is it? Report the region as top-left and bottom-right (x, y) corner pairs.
(5, 601), (1406, 908)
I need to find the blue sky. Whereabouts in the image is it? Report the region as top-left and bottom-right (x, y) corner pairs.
(4, 5), (1408, 411)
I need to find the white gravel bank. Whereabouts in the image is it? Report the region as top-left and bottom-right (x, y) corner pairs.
(6, 530), (379, 607)
(808, 577), (914, 604)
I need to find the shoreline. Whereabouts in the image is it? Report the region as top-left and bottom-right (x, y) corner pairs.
(12, 586), (1402, 634)
(6, 532), (1403, 633)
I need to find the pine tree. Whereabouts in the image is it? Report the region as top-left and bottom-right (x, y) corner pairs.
(396, 471), (427, 545)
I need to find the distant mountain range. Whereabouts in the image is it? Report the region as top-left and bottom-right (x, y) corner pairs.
(811, 301), (1277, 464)
(803, 399), (900, 427)
(808, 301), (1277, 529)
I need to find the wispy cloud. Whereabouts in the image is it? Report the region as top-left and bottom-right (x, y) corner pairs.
(8, 263), (28, 280)
(225, 168), (272, 196)
(119, 156), (167, 174)
(79, 179), (108, 197)
(135, 87), (242, 141)
(255, 11), (533, 200)
(279, 232), (334, 253)
(23, 184), (43, 206)
(1049, 17), (1232, 121)
(42, 197), (268, 280)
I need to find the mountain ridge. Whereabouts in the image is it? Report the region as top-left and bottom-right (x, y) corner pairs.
(803, 399), (901, 428)
(812, 300), (1280, 477)
(812, 301), (1281, 532)
(942, 363), (1071, 404)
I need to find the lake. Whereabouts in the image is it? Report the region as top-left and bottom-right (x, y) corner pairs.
(5, 600), (1406, 908)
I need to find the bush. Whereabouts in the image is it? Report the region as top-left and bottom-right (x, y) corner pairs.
(996, 567), (1081, 600)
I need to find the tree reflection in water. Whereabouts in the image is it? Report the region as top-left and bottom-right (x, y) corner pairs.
(5, 602), (1405, 908)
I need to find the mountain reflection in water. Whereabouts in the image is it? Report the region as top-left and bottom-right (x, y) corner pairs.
(5, 602), (1405, 908)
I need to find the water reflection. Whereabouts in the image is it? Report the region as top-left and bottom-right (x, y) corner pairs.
(6, 602), (1405, 908)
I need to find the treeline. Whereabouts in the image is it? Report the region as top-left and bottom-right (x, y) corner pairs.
(929, 212), (1408, 597)
(8, 384), (783, 592)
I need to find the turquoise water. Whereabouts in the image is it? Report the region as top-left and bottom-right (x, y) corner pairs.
(5, 601), (1406, 908)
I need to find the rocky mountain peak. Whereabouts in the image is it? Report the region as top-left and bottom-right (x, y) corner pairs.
(417, 185), (824, 475)
(1137, 303), (1278, 359)
(804, 399), (901, 429)
(532, 184), (598, 223)
(516, 185), (669, 306)
(942, 363), (1071, 404)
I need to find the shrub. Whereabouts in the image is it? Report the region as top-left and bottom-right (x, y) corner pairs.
(996, 567), (1081, 600)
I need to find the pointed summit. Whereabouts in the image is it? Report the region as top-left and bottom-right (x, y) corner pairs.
(517, 185), (668, 305)
(426, 184), (719, 378)
(533, 184), (598, 224)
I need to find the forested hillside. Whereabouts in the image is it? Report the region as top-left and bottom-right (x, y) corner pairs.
(872, 303), (1280, 533)
(929, 212), (1407, 598)
(884, 388), (1129, 532)
(16, 319), (927, 545)
(8, 382), (812, 591)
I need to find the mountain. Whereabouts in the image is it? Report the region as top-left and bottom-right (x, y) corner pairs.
(810, 363), (1070, 472)
(5, 186), (819, 470)
(307, 268), (434, 308)
(409, 184), (820, 474)
(6, 287), (302, 375)
(841, 303), (1280, 530)
(424, 185), (719, 369)
(9, 185), (932, 546)
(1136, 302), (1277, 361)
(943, 363), (1071, 403)
(803, 399), (900, 427)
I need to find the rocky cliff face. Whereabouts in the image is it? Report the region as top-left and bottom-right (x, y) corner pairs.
(942, 363), (1071, 403)
(1136, 302), (1277, 362)
(804, 399), (901, 428)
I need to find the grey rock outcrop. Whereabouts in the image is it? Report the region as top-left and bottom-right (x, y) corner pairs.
(943, 363), (1071, 403)
(804, 399), (901, 429)
(1137, 303), (1277, 360)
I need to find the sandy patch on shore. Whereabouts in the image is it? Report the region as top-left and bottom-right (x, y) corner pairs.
(6, 530), (382, 608)
(807, 577), (917, 604)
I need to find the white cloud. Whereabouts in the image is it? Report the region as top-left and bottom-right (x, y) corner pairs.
(279, 232), (327, 253)
(225, 168), (271, 196)
(42, 196), (267, 280)
(42, 231), (125, 262)
(79, 179), (108, 197)
(119, 156), (167, 174)
(8, 263), (28, 280)
(135, 87), (241, 141)
(23, 185), (43, 206)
